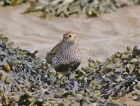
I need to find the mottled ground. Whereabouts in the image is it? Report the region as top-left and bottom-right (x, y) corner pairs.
(0, 5), (140, 105)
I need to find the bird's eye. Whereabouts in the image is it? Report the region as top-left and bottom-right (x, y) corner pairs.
(69, 35), (71, 37)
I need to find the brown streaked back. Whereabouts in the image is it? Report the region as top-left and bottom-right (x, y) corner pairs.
(46, 40), (63, 64)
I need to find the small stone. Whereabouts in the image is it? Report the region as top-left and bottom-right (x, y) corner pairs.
(76, 94), (83, 102)
(4, 76), (11, 84)
(115, 52), (121, 58)
(132, 95), (139, 100)
(0, 72), (4, 80)
(121, 54), (128, 59)
(2, 64), (11, 73)
(127, 46), (132, 51)
(130, 58), (139, 63)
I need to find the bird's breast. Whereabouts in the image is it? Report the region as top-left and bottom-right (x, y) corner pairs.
(52, 48), (81, 67)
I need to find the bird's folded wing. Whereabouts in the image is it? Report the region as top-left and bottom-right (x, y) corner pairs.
(46, 40), (63, 64)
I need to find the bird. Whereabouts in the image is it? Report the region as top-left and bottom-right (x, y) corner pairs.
(46, 31), (82, 74)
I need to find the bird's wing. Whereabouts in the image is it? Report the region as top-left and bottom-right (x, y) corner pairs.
(46, 40), (63, 64)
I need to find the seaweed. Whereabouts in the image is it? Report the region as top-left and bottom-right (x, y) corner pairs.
(0, 0), (27, 6)
(24, 0), (140, 18)
(0, 0), (140, 18)
(0, 35), (140, 105)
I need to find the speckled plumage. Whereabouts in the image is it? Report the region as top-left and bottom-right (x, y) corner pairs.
(46, 32), (82, 72)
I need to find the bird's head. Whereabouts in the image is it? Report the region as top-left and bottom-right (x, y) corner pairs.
(63, 32), (78, 45)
